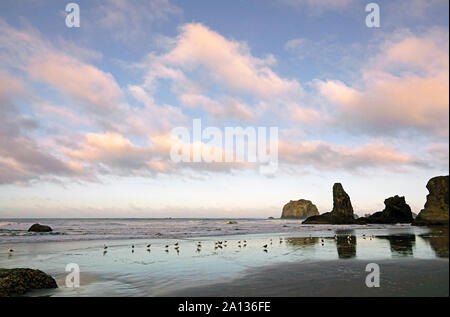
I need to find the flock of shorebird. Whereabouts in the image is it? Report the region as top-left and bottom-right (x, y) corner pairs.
(6, 234), (376, 255)
(99, 237), (287, 255)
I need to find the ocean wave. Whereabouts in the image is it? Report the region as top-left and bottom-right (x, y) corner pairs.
(0, 222), (16, 227)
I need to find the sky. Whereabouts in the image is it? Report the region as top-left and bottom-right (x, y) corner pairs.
(0, 0), (448, 218)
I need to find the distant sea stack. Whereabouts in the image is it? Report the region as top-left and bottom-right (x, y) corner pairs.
(281, 199), (319, 219)
(28, 224), (52, 232)
(365, 195), (414, 224)
(413, 175), (449, 226)
(303, 183), (359, 224)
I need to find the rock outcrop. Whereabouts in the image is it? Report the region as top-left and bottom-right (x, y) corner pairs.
(303, 183), (359, 224)
(281, 199), (319, 219)
(413, 175), (449, 226)
(0, 268), (57, 297)
(365, 195), (414, 224)
(28, 224), (52, 232)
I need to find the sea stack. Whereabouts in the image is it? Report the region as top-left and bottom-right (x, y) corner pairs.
(365, 195), (414, 224)
(413, 175), (449, 226)
(28, 224), (52, 232)
(281, 199), (319, 219)
(303, 183), (357, 224)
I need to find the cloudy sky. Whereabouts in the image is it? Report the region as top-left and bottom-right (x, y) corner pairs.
(0, 0), (448, 218)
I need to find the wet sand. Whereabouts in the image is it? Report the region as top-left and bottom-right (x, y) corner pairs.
(166, 259), (449, 297)
(2, 226), (448, 297)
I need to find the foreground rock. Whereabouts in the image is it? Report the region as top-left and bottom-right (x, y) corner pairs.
(28, 223), (52, 232)
(303, 183), (360, 224)
(0, 268), (57, 297)
(281, 199), (319, 219)
(364, 196), (414, 224)
(413, 175), (449, 226)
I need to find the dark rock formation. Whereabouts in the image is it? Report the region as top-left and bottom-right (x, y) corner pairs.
(281, 199), (319, 219)
(0, 268), (57, 297)
(303, 183), (357, 224)
(331, 183), (354, 218)
(365, 195), (414, 224)
(413, 176), (449, 226)
(28, 224), (52, 232)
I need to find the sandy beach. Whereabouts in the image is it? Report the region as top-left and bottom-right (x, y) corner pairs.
(166, 259), (449, 297)
(1, 219), (448, 297)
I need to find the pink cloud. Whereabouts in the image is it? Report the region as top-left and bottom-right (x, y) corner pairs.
(180, 93), (255, 121)
(150, 23), (302, 99)
(279, 140), (423, 172)
(28, 53), (123, 113)
(317, 31), (449, 137)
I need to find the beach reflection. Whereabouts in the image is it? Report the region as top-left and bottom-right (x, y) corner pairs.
(335, 236), (357, 259)
(285, 237), (319, 248)
(377, 234), (416, 257)
(420, 227), (449, 258)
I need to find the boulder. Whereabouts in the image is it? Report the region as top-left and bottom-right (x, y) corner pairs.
(0, 268), (57, 297)
(281, 199), (319, 219)
(28, 223), (52, 232)
(413, 175), (449, 226)
(366, 195), (414, 224)
(303, 183), (357, 224)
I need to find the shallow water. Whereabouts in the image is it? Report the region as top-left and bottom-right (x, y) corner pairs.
(0, 220), (447, 297)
